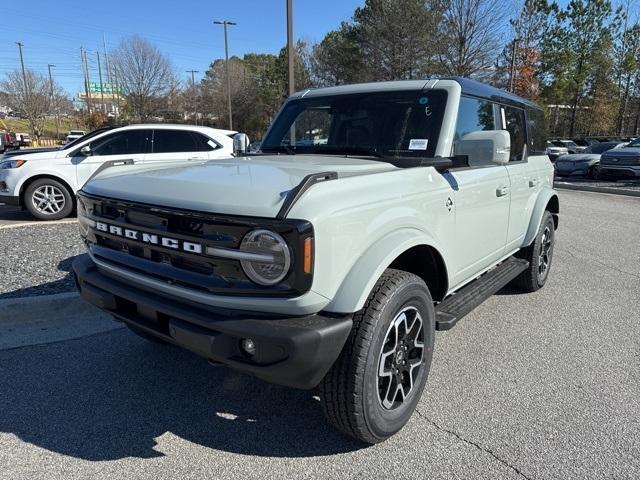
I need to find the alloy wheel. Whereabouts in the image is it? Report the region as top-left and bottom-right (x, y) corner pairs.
(538, 226), (553, 278)
(377, 306), (425, 410)
(31, 185), (66, 215)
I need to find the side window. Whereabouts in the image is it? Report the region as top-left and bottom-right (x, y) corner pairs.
(454, 96), (496, 141)
(502, 106), (527, 162)
(526, 108), (547, 155)
(454, 96), (496, 167)
(153, 130), (200, 153)
(193, 133), (217, 151)
(90, 130), (150, 156)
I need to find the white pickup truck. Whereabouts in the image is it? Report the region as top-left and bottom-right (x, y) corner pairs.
(73, 77), (558, 443)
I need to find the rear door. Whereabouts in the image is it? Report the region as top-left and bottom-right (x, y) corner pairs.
(74, 129), (152, 189)
(147, 129), (219, 164)
(501, 105), (536, 251)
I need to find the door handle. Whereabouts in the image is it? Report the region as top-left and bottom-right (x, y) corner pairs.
(529, 178), (539, 188)
(496, 186), (510, 197)
(188, 156), (205, 160)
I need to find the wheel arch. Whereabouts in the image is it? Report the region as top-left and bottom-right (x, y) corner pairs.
(19, 174), (75, 207)
(523, 188), (559, 246)
(323, 228), (449, 314)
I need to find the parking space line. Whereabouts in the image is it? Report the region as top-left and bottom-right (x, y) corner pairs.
(0, 219), (78, 229)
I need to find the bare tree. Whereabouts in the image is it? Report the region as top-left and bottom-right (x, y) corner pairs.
(437, 0), (507, 78)
(111, 36), (178, 120)
(1, 69), (61, 138)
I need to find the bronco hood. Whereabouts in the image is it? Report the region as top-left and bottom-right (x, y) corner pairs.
(82, 155), (396, 218)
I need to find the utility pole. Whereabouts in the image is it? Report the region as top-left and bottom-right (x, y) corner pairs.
(47, 64), (60, 141)
(286, 0), (294, 98)
(186, 70), (199, 125)
(80, 47), (92, 116)
(16, 42), (31, 135)
(509, 37), (520, 93)
(103, 32), (116, 121)
(97, 51), (105, 114)
(213, 20), (236, 130)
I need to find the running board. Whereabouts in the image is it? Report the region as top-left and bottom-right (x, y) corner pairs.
(435, 257), (529, 331)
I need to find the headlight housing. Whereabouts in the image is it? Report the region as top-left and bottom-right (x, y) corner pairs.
(0, 159), (27, 169)
(239, 229), (291, 285)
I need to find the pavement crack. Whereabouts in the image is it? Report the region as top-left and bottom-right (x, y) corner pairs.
(558, 247), (640, 279)
(414, 409), (534, 480)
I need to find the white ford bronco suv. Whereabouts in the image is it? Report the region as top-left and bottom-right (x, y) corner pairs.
(73, 78), (558, 443)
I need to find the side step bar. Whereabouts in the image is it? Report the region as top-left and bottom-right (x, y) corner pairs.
(435, 257), (529, 331)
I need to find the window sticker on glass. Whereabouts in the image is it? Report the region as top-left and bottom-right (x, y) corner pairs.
(409, 139), (429, 150)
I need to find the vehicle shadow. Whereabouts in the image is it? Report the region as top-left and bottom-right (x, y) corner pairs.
(0, 327), (364, 460)
(0, 255), (80, 300)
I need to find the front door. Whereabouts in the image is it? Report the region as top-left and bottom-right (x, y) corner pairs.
(447, 96), (511, 287)
(75, 129), (152, 189)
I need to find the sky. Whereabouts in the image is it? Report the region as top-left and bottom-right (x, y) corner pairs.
(0, 0), (365, 98)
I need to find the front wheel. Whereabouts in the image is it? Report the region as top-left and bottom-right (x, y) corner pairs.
(24, 178), (74, 220)
(318, 269), (435, 444)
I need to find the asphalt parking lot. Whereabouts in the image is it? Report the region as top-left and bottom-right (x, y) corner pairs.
(1, 190), (639, 480)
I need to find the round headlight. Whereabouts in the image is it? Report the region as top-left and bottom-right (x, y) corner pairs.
(240, 229), (291, 286)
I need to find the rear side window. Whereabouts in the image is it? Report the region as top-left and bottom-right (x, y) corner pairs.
(152, 130), (217, 153)
(502, 106), (527, 162)
(526, 108), (547, 155)
(90, 130), (151, 156)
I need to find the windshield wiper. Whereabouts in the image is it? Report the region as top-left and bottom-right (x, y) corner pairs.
(315, 146), (384, 158)
(261, 145), (296, 155)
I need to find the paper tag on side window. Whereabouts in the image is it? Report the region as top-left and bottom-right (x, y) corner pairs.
(409, 139), (428, 150)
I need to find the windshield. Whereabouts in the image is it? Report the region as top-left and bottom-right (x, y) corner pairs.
(589, 142), (618, 154)
(626, 138), (639, 147)
(261, 90), (448, 160)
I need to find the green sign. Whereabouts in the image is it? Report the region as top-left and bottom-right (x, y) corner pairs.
(89, 83), (121, 94)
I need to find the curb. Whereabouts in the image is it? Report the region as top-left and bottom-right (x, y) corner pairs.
(0, 292), (123, 350)
(554, 182), (640, 198)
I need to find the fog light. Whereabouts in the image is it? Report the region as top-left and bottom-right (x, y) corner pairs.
(241, 338), (256, 356)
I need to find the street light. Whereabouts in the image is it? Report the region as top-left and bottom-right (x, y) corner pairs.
(286, 0), (294, 98)
(213, 20), (237, 130)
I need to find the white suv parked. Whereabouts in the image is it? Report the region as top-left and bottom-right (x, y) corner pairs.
(0, 124), (236, 220)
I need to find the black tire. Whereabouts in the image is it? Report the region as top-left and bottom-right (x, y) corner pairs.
(318, 269), (435, 444)
(125, 323), (167, 344)
(23, 178), (74, 220)
(589, 164), (601, 180)
(513, 211), (555, 292)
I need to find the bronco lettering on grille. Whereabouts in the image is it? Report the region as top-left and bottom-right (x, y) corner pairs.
(95, 221), (203, 254)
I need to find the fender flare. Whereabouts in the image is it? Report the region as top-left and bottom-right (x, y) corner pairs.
(523, 188), (559, 246)
(324, 228), (448, 314)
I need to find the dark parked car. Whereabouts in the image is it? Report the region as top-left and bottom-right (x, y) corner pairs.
(599, 138), (640, 180)
(554, 141), (623, 179)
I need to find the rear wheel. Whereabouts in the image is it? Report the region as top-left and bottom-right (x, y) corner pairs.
(24, 178), (74, 220)
(513, 211), (555, 292)
(318, 269), (435, 444)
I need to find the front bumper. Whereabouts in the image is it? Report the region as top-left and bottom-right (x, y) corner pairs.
(599, 166), (640, 179)
(72, 254), (352, 389)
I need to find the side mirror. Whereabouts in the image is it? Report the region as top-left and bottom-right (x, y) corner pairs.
(455, 130), (511, 166)
(233, 133), (250, 156)
(80, 145), (92, 156)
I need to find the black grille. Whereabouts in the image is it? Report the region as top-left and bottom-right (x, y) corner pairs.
(78, 193), (314, 297)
